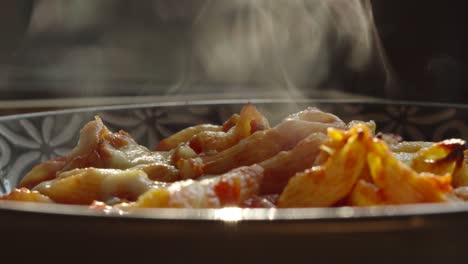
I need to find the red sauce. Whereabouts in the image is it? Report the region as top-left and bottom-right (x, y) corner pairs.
(214, 181), (240, 205)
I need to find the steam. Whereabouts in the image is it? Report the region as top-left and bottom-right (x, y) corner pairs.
(192, 0), (383, 96)
(15, 0), (392, 99)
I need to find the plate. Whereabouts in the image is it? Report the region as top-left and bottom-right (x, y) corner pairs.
(0, 99), (467, 261)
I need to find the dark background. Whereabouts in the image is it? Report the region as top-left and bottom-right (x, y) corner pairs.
(0, 0), (467, 104)
(371, 0), (468, 103)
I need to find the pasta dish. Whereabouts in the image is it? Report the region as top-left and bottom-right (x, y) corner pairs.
(1, 104), (467, 210)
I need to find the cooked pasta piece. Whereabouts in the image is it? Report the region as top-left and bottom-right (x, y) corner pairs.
(390, 141), (435, 153)
(368, 139), (452, 204)
(20, 117), (177, 188)
(455, 161), (468, 187)
(155, 111), (246, 152)
(131, 165), (263, 208)
(200, 108), (345, 175)
(0, 188), (53, 203)
(283, 107), (344, 124)
(33, 168), (158, 204)
(347, 179), (382, 206)
(409, 139), (465, 178)
(277, 125), (368, 207)
(188, 103), (270, 154)
(347, 120), (376, 133)
(222, 114), (240, 132)
(133, 163), (181, 182)
(155, 124), (222, 151)
(259, 132), (327, 194)
(19, 157), (67, 189)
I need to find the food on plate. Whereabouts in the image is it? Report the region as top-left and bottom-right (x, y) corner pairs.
(277, 125), (369, 207)
(1, 188), (53, 203)
(133, 165), (263, 208)
(33, 168), (159, 205)
(1, 103), (467, 210)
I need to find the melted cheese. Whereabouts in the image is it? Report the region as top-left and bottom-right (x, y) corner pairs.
(33, 168), (162, 204)
(105, 140), (172, 169)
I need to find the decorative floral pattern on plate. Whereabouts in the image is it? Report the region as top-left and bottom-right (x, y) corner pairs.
(353, 104), (466, 141)
(0, 114), (84, 192)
